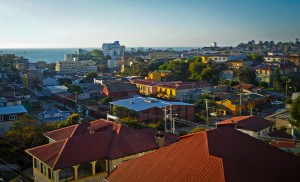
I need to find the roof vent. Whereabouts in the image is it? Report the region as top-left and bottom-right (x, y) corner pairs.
(130, 101), (134, 104)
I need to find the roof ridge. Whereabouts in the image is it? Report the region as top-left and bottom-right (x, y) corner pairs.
(44, 124), (77, 135)
(52, 138), (69, 169)
(106, 129), (118, 159)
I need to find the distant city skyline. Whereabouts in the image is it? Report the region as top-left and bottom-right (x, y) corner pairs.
(0, 0), (299, 48)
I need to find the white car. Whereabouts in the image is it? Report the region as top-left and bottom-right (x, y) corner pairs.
(271, 101), (282, 105)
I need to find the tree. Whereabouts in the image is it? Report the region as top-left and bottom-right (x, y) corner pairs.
(290, 96), (300, 128)
(200, 67), (213, 81)
(4, 115), (47, 149)
(272, 69), (283, 91)
(83, 71), (98, 83)
(189, 127), (206, 134)
(113, 106), (135, 118)
(66, 114), (81, 125)
(189, 60), (203, 80)
(100, 96), (112, 105)
(237, 68), (256, 84)
(120, 117), (146, 129)
(90, 49), (104, 57)
(67, 84), (83, 94)
(58, 78), (72, 85)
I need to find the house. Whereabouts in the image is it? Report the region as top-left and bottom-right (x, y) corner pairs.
(42, 85), (69, 97)
(26, 119), (178, 182)
(264, 54), (300, 67)
(55, 60), (97, 75)
(0, 97), (22, 107)
(201, 53), (247, 63)
(148, 51), (174, 60)
(216, 115), (274, 138)
(102, 82), (139, 100)
(36, 109), (71, 122)
(255, 66), (275, 84)
(0, 105), (28, 136)
(132, 79), (159, 96)
(14, 57), (29, 73)
(265, 109), (293, 134)
(105, 126), (300, 182)
(216, 93), (266, 116)
(156, 81), (210, 101)
(146, 70), (171, 81)
(226, 59), (253, 69)
(109, 96), (195, 122)
(231, 83), (262, 93)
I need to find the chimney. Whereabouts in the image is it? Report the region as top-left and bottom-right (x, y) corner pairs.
(155, 131), (165, 148)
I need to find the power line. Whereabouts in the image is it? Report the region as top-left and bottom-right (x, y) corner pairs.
(0, 158), (31, 182)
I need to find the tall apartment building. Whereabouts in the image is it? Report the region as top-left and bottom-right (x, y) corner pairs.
(102, 41), (125, 59)
(55, 59), (97, 75)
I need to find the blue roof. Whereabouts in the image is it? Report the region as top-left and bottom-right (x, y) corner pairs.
(110, 96), (194, 112)
(0, 105), (28, 115)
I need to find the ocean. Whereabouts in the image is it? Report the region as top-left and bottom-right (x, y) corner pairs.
(0, 47), (198, 63)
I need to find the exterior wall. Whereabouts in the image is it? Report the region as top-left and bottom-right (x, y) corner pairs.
(137, 105), (194, 122)
(109, 150), (155, 173)
(136, 84), (157, 96)
(107, 60), (117, 68)
(147, 71), (161, 81)
(55, 60), (97, 75)
(0, 113), (25, 136)
(0, 120), (14, 136)
(33, 158), (109, 182)
(156, 86), (176, 100)
(138, 107), (164, 122)
(238, 127), (271, 138)
(149, 52), (174, 60)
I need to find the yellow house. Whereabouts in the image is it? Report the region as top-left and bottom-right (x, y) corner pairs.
(156, 84), (177, 100)
(216, 93), (266, 116)
(156, 82), (210, 101)
(133, 79), (158, 96)
(146, 70), (171, 81)
(26, 119), (177, 182)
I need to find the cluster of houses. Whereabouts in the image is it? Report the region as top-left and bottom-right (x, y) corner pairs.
(2, 47), (300, 181)
(25, 117), (300, 181)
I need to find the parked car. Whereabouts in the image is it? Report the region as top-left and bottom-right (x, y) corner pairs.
(271, 101), (283, 105)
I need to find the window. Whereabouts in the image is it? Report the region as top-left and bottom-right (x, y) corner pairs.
(95, 159), (106, 173)
(59, 168), (74, 182)
(9, 115), (18, 121)
(0, 116), (3, 121)
(78, 163), (92, 178)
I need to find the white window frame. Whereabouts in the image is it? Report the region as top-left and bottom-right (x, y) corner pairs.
(9, 115), (18, 121)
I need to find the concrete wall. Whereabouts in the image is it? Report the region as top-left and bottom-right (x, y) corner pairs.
(109, 150), (155, 173)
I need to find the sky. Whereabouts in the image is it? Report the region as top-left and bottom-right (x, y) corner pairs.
(0, 0), (299, 48)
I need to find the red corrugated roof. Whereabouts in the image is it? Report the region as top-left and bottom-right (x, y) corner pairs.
(106, 127), (300, 182)
(106, 132), (225, 182)
(27, 119), (178, 169)
(216, 116), (274, 132)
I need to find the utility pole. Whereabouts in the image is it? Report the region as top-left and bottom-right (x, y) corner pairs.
(205, 99), (209, 125)
(164, 106), (167, 132)
(239, 92), (242, 116)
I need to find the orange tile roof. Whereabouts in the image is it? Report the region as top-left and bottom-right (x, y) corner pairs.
(107, 131), (225, 182)
(106, 127), (300, 182)
(27, 119), (178, 169)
